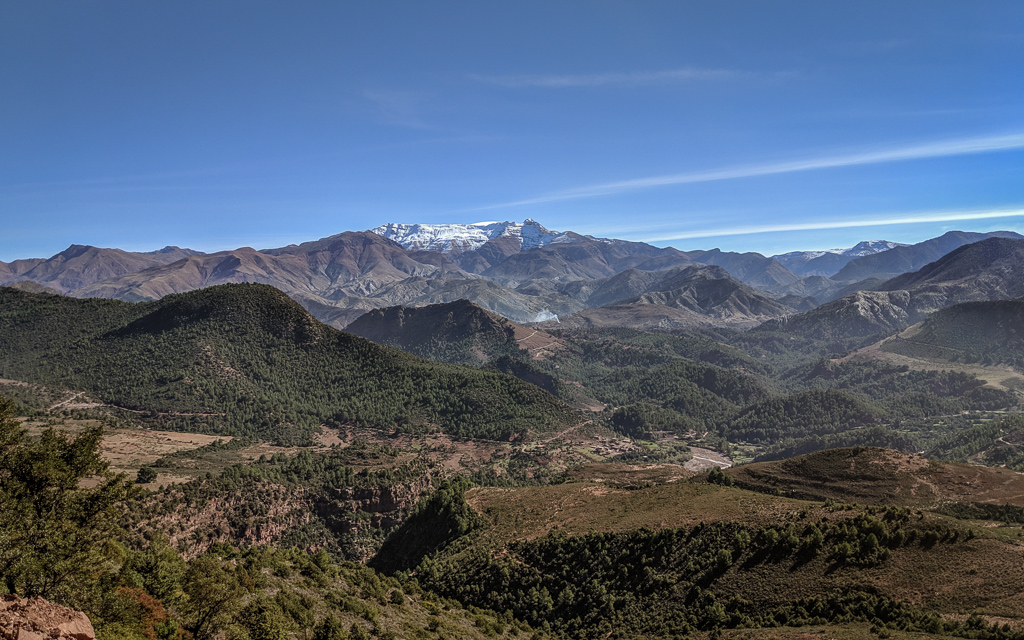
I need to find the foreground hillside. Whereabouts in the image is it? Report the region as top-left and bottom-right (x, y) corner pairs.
(369, 456), (1024, 640)
(728, 446), (1024, 506)
(0, 397), (535, 640)
(11, 398), (1024, 640)
(6, 265), (1024, 639)
(0, 284), (577, 443)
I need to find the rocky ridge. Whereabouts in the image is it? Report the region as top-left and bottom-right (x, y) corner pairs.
(0, 596), (94, 640)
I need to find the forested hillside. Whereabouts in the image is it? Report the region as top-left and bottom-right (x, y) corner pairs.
(0, 285), (577, 443)
(5, 279), (1024, 640)
(882, 298), (1024, 370)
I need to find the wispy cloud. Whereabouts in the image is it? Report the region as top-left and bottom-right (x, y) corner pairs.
(361, 89), (431, 129)
(469, 67), (738, 88)
(639, 207), (1024, 243)
(470, 132), (1024, 211)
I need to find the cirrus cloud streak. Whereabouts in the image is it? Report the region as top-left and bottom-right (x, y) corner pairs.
(469, 67), (738, 88)
(640, 207), (1024, 243)
(471, 132), (1024, 211)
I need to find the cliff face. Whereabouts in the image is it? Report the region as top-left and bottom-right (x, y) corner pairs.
(142, 476), (435, 562)
(0, 595), (95, 640)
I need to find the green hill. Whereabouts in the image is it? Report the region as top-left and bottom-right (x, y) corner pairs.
(0, 284), (578, 443)
(882, 298), (1024, 371)
(344, 299), (529, 366)
(725, 388), (884, 445)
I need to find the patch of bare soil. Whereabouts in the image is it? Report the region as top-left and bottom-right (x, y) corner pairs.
(100, 429), (229, 470)
(47, 392), (102, 412)
(839, 334), (1024, 392)
(589, 434), (643, 457)
(871, 448), (931, 471)
(570, 462), (695, 486)
(511, 324), (565, 360)
(685, 447), (733, 471)
(313, 425), (345, 447)
(20, 423), (230, 483)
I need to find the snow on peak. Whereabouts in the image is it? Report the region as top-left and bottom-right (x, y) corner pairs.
(777, 240), (905, 262)
(370, 219), (579, 253)
(840, 240), (905, 257)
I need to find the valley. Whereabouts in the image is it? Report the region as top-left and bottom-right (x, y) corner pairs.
(5, 225), (1024, 640)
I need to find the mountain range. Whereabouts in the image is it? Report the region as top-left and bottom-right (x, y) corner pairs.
(774, 240), (906, 277)
(756, 236), (1024, 342)
(8, 223), (1024, 640)
(2, 220), (1021, 335)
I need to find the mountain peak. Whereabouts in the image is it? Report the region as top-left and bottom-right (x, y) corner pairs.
(843, 240), (905, 257)
(370, 219), (579, 253)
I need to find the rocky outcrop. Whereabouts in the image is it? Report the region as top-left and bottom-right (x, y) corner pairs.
(0, 595), (95, 640)
(754, 290), (914, 341)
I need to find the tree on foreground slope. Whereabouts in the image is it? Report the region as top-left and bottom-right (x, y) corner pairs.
(0, 395), (136, 604)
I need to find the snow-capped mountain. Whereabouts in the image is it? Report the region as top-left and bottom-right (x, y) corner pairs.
(839, 240), (906, 257)
(370, 219), (581, 253)
(775, 240), (904, 261)
(772, 240), (906, 277)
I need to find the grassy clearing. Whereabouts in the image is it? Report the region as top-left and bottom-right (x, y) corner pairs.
(847, 333), (1024, 394)
(728, 447), (1024, 508)
(713, 624), (960, 639)
(466, 478), (813, 543)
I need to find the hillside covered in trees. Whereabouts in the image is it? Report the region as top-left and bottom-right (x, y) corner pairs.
(0, 285), (577, 443)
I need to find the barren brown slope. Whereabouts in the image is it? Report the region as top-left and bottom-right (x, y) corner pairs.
(74, 247), (326, 301)
(683, 248), (803, 288)
(0, 245), (201, 293)
(480, 237), (685, 287)
(754, 290), (916, 341)
(264, 231), (466, 295)
(549, 265), (791, 330)
(727, 446), (1024, 507)
(0, 257), (45, 284)
(74, 232), (467, 303)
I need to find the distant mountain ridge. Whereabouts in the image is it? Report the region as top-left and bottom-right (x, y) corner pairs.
(832, 230), (1023, 282)
(773, 240), (905, 277)
(683, 248), (802, 288)
(544, 264), (794, 330)
(0, 244), (202, 293)
(4, 222), (1022, 333)
(757, 236), (1024, 342)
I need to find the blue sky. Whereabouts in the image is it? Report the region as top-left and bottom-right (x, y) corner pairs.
(2, 1), (1023, 261)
